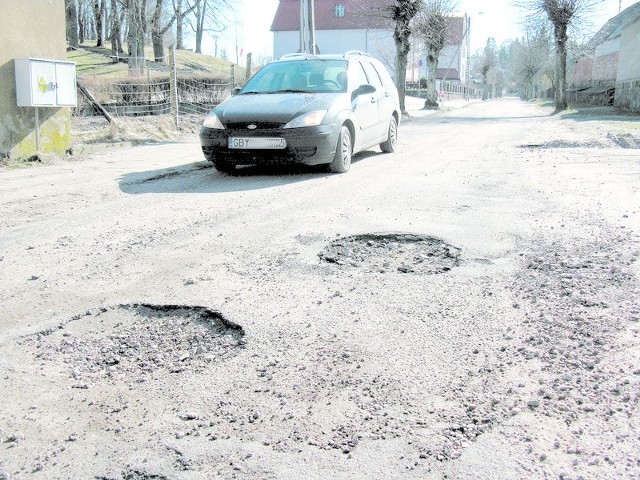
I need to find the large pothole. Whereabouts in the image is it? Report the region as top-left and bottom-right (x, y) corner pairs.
(319, 233), (461, 274)
(23, 304), (244, 384)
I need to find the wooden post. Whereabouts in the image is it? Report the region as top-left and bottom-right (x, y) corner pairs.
(171, 44), (178, 129)
(77, 80), (115, 123)
(245, 53), (252, 81)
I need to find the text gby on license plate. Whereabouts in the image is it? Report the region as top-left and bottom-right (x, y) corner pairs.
(228, 137), (287, 149)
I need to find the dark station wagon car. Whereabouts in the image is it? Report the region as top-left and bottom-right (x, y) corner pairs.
(199, 51), (400, 173)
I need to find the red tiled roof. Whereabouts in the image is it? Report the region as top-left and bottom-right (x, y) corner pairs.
(436, 68), (460, 80)
(272, 1), (466, 47)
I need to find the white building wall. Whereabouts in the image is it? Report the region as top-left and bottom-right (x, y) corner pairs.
(439, 44), (461, 79)
(595, 37), (621, 57)
(273, 29), (395, 75)
(274, 29), (366, 58)
(617, 18), (640, 81)
(273, 31), (302, 58)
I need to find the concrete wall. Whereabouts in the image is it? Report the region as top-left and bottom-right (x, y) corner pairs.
(0, 0), (70, 160)
(615, 15), (640, 111)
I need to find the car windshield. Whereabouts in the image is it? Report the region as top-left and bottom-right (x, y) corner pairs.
(240, 59), (348, 94)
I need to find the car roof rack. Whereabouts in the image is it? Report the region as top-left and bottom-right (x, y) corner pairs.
(279, 53), (317, 60)
(344, 51), (373, 58)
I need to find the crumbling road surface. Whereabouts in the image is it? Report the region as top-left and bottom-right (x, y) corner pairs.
(1, 98), (639, 479)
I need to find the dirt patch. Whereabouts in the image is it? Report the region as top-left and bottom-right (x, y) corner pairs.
(21, 304), (244, 385)
(319, 233), (461, 274)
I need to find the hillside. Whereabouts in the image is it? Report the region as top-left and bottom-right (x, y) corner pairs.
(68, 42), (246, 80)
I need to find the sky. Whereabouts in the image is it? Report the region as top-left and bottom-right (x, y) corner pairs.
(199, 0), (639, 62)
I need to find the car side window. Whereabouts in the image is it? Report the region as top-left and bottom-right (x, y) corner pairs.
(361, 61), (383, 89)
(348, 61), (370, 90)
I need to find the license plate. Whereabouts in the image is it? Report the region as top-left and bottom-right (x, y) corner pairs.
(228, 137), (286, 150)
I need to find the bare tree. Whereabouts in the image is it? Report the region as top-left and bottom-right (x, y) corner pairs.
(78, 0), (87, 44)
(480, 37), (497, 99)
(387, 0), (424, 113)
(66, 0), (79, 48)
(518, 0), (604, 111)
(173, 0), (197, 49)
(188, 0), (234, 54)
(126, 0), (147, 73)
(414, 0), (456, 108)
(93, 0), (106, 46)
(151, 0), (176, 62)
(511, 24), (551, 99)
(109, 0), (124, 55)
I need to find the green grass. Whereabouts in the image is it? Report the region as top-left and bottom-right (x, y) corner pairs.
(68, 42), (246, 80)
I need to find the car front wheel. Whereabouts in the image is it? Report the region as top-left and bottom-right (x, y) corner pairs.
(329, 125), (352, 173)
(380, 116), (398, 153)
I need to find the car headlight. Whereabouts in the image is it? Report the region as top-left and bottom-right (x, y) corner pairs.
(283, 110), (327, 129)
(203, 112), (225, 129)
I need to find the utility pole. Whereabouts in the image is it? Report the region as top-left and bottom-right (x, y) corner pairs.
(300, 0), (316, 54)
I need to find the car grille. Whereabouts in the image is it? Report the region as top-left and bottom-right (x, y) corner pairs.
(224, 122), (285, 130)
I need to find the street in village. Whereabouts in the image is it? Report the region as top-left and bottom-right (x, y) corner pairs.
(0, 98), (639, 479)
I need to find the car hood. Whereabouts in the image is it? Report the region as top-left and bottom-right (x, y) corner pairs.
(215, 93), (341, 125)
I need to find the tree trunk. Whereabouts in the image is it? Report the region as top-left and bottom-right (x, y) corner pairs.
(109, 0), (122, 56)
(118, 2), (126, 53)
(151, 0), (166, 62)
(392, 8), (417, 116)
(152, 32), (165, 62)
(176, 7), (184, 49)
(78, 1), (85, 44)
(194, 0), (206, 54)
(66, 0), (79, 48)
(127, 0), (146, 74)
(151, 0), (177, 63)
(394, 38), (410, 113)
(553, 22), (568, 111)
(424, 49), (439, 108)
(94, 0), (104, 47)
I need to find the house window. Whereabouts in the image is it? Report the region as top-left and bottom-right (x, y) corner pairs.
(335, 4), (345, 17)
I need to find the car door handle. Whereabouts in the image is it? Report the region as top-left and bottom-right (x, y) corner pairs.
(370, 97), (377, 103)
(384, 92), (390, 97)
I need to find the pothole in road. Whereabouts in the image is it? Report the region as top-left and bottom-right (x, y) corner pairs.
(518, 134), (640, 149)
(24, 304), (245, 383)
(319, 233), (461, 274)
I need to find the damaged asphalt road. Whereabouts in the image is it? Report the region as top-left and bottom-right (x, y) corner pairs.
(0, 98), (639, 479)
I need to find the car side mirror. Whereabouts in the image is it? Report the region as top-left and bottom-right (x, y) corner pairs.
(354, 84), (376, 96)
(231, 86), (242, 96)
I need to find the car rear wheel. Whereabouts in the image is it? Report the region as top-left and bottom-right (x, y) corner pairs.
(329, 126), (352, 173)
(380, 116), (398, 153)
(212, 159), (236, 174)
